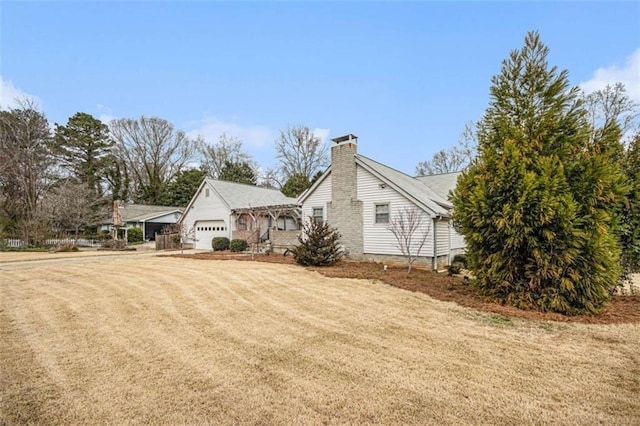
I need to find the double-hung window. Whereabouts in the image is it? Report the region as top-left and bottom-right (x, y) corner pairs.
(375, 203), (389, 224)
(312, 207), (324, 223)
(237, 215), (247, 230)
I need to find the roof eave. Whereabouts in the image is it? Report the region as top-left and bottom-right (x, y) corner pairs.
(355, 157), (447, 216)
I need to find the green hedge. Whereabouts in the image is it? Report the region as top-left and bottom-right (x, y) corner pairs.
(230, 239), (248, 252)
(212, 237), (230, 251)
(127, 227), (143, 243)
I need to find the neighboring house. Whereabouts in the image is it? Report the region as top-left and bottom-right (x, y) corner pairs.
(298, 134), (465, 269)
(101, 203), (183, 241)
(180, 179), (299, 250)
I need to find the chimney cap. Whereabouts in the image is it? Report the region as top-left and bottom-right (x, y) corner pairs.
(331, 134), (358, 144)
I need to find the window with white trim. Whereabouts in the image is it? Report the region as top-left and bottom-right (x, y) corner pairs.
(375, 203), (389, 224)
(312, 207), (324, 223)
(237, 215), (247, 230)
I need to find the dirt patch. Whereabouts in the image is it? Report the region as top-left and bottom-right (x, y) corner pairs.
(173, 251), (640, 324)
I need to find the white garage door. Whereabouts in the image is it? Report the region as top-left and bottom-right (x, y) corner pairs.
(194, 220), (228, 250)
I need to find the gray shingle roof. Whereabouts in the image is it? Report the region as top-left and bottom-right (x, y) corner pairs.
(356, 155), (452, 216)
(120, 204), (183, 222)
(206, 179), (297, 209)
(415, 172), (462, 201)
(356, 154), (460, 216)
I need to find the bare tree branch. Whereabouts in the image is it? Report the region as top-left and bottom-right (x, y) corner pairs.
(0, 98), (55, 243)
(199, 133), (256, 179)
(388, 207), (431, 273)
(275, 125), (328, 180)
(416, 121), (477, 176)
(41, 180), (108, 241)
(582, 82), (639, 145)
(109, 116), (198, 204)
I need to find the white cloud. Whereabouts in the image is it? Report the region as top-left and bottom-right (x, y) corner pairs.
(0, 76), (42, 110)
(96, 104), (116, 124)
(312, 127), (331, 145)
(186, 117), (275, 149)
(580, 48), (640, 102)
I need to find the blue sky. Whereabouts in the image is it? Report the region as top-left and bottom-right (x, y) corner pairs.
(1, 1), (639, 175)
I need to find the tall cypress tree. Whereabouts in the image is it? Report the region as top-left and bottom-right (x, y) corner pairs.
(621, 133), (640, 273)
(452, 32), (626, 315)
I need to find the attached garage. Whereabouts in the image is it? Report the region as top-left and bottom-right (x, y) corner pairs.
(194, 220), (228, 250)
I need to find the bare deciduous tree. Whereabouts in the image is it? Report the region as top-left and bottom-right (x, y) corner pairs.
(388, 207), (432, 273)
(199, 133), (256, 179)
(41, 180), (108, 241)
(258, 167), (282, 189)
(275, 125), (328, 180)
(583, 82), (639, 144)
(109, 116), (198, 204)
(416, 122), (476, 176)
(0, 98), (55, 243)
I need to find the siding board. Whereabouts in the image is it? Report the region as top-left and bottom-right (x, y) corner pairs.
(181, 183), (233, 249)
(358, 167), (434, 257)
(301, 173), (332, 223)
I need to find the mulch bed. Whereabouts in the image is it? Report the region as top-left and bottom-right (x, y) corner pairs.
(170, 251), (640, 325)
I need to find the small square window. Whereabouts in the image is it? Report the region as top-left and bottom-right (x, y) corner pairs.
(375, 203), (389, 224)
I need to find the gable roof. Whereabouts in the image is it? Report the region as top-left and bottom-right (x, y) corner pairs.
(415, 171), (461, 201)
(356, 155), (452, 216)
(206, 178), (297, 210)
(297, 155), (460, 218)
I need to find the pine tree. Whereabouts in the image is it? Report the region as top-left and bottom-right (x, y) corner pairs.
(159, 169), (205, 207)
(281, 173), (311, 198)
(292, 220), (343, 266)
(451, 32), (627, 315)
(53, 112), (112, 197)
(219, 160), (257, 185)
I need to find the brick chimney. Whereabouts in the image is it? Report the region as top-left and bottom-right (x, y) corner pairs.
(327, 134), (363, 256)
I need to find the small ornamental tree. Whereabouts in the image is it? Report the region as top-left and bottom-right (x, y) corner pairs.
(292, 219), (343, 266)
(451, 32), (627, 315)
(388, 207), (431, 273)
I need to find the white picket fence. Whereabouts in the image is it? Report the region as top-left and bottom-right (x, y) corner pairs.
(3, 238), (102, 248)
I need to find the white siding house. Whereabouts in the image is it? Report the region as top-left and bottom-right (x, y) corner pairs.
(299, 134), (465, 269)
(180, 179), (298, 250)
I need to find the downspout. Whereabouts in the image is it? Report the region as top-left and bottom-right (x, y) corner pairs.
(432, 216), (438, 270)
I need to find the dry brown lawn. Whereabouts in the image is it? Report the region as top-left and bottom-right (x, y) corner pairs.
(1, 256), (639, 425)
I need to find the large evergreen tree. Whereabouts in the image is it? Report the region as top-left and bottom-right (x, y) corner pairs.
(159, 168), (205, 207)
(621, 133), (640, 273)
(219, 160), (257, 185)
(53, 112), (112, 197)
(281, 173), (311, 198)
(452, 32), (627, 315)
